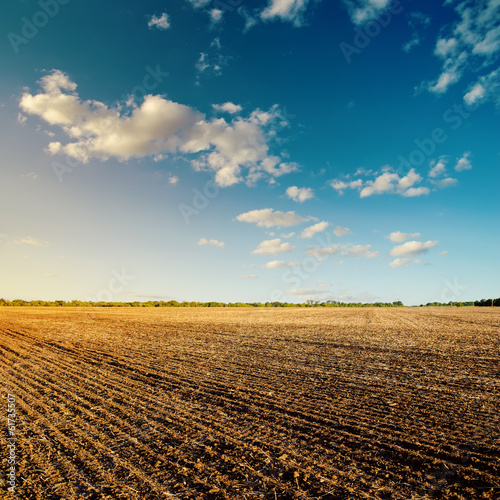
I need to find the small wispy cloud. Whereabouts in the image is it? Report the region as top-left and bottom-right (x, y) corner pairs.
(333, 226), (351, 237)
(148, 13), (170, 30)
(212, 102), (242, 114)
(15, 237), (50, 247)
(198, 238), (225, 247)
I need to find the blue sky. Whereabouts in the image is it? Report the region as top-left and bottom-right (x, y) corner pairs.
(1, 0), (499, 305)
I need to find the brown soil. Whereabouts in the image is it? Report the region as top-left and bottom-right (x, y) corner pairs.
(1, 307), (499, 499)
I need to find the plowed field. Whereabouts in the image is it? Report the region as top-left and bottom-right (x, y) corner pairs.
(1, 307), (499, 499)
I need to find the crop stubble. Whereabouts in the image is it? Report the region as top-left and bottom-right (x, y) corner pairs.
(1, 307), (499, 499)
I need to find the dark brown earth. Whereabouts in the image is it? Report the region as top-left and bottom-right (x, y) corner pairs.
(1, 307), (499, 499)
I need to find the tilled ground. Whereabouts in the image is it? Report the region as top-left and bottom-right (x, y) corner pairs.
(0, 307), (499, 499)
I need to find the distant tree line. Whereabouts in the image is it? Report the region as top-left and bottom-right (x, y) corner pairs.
(420, 298), (499, 307)
(0, 298), (497, 308)
(0, 298), (406, 308)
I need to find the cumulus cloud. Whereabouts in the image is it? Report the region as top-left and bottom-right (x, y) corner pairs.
(389, 240), (438, 258)
(426, 1), (500, 95)
(331, 166), (462, 198)
(148, 13), (170, 30)
(333, 225), (351, 237)
(262, 260), (300, 269)
(20, 70), (296, 188)
(389, 258), (410, 268)
(454, 152), (472, 171)
(212, 102), (242, 114)
(236, 208), (310, 228)
(360, 169), (425, 198)
(198, 238), (225, 247)
(261, 0), (314, 27)
(252, 238), (295, 255)
(389, 231), (421, 243)
(330, 179), (363, 195)
(301, 221), (329, 239)
(429, 159), (447, 178)
(17, 113), (27, 125)
(168, 175), (179, 184)
(286, 186), (314, 202)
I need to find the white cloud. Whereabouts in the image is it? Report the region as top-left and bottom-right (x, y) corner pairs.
(261, 0), (313, 27)
(20, 71), (296, 188)
(342, 244), (379, 258)
(280, 232), (295, 238)
(360, 171), (399, 198)
(427, 1), (500, 95)
(463, 70), (499, 105)
(14, 237), (49, 247)
(198, 238), (225, 247)
(389, 240), (438, 258)
(429, 159), (447, 178)
(455, 152), (472, 171)
(343, 0), (392, 25)
(398, 169), (423, 190)
(301, 221), (329, 239)
(389, 231), (421, 243)
(402, 187), (430, 197)
(333, 225), (351, 237)
(330, 179), (363, 195)
(236, 208), (310, 228)
(148, 13), (170, 30)
(334, 168), (429, 198)
(212, 102), (242, 114)
(389, 258), (410, 268)
(17, 113), (27, 125)
(186, 0), (211, 7)
(431, 177), (458, 188)
(210, 8), (224, 24)
(263, 260), (300, 269)
(305, 242), (378, 260)
(168, 175), (179, 184)
(252, 238), (295, 255)
(464, 82), (486, 104)
(439, 251), (448, 256)
(240, 274), (258, 279)
(305, 244), (341, 259)
(286, 186), (314, 202)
